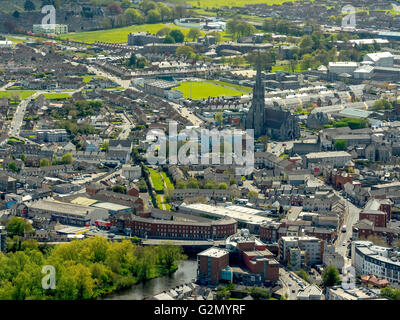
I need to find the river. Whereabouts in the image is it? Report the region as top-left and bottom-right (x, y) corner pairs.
(103, 259), (198, 300)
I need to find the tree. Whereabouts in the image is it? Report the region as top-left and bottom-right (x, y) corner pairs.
(112, 185), (126, 194)
(40, 158), (50, 167)
(218, 182), (228, 190)
(169, 29), (184, 43)
(372, 99), (392, 111)
(3, 20), (17, 33)
(6, 217), (33, 237)
(8, 161), (18, 172)
(106, 2), (123, 15)
(187, 178), (199, 189)
(163, 35), (175, 44)
(187, 28), (201, 41)
(125, 8), (144, 24)
(334, 139), (347, 151)
(322, 265), (341, 287)
(176, 180), (186, 189)
(121, 0), (131, 8)
(248, 287), (270, 300)
(208, 31), (222, 43)
(157, 2), (171, 21)
(12, 11), (20, 18)
(296, 269), (310, 282)
(216, 286), (231, 300)
(24, 0), (36, 11)
(101, 141), (109, 152)
(248, 191), (259, 199)
(20, 154), (26, 163)
(101, 17), (112, 29)
(146, 9), (161, 23)
(156, 243), (186, 273)
(176, 45), (195, 59)
(61, 153), (74, 165)
(157, 27), (171, 36)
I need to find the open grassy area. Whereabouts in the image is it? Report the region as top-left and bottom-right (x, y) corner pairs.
(0, 90), (36, 100)
(59, 23), (206, 44)
(172, 0), (301, 9)
(209, 80), (252, 93)
(161, 172), (175, 190)
(42, 92), (72, 100)
(149, 168), (165, 192)
(173, 81), (245, 99)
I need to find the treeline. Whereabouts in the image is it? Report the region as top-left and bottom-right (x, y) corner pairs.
(100, 0), (192, 29)
(0, 235), (186, 300)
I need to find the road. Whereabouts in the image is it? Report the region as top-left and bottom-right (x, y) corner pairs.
(279, 268), (305, 300)
(170, 102), (203, 127)
(118, 112), (133, 140)
(9, 92), (41, 137)
(333, 190), (361, 264)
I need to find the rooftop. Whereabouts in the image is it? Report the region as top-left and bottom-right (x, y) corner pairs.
(198, 247), (229, 258)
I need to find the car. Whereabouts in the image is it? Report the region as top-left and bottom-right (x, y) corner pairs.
(288, 283), (292, 287)
(342, 241), (346, 246)
(292, 289), (296, 293)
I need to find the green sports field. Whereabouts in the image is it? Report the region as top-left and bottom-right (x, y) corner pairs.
(59, 23), (206, 44)
(173, 81), (246, 99)
(0, 90), (36, 100)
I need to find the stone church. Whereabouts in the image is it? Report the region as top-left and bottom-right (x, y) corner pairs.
(245, 57), (300, 141)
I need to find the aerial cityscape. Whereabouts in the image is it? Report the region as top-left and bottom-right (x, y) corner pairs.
(1, 0), (400, 304)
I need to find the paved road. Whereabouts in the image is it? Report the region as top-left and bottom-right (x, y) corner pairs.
(170, 102), (203, 127)
(9, 92), (41, 137)
(279, 268), (306, 300)
(333, 190), (361, 265)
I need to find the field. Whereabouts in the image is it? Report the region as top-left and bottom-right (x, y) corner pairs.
(173, 81), (246, 99)
(59, 23), (206, 44)
(209, 80), (252, 93)
(172, 0), (300, 9)
(149, 168), (165, 192)
(0, 90), (36, 100)
(161, 172), (175, 190)
(42, 92), (72, 100)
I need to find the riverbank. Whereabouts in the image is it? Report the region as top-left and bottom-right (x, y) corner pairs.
(102, 259), (197, 300)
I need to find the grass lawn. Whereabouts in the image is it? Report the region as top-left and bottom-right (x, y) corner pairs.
(161, 172), (175, 190)
(271, 63), (306, 73)
(149, 168), (164, 192)
(0, 90), (36, 100)
(209, 80), (252, 93)
(172, 0), (302, 9)
(59, 23), (206, 44)
(173, 81), (245, 99)
(42, 92), (72, 100)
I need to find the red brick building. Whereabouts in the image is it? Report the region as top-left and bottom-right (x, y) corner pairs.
(197, 248), (230, 285)
(110, 211), (238, 240)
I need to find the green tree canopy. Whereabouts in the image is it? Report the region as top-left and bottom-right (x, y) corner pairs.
(322, 265), (341, 287)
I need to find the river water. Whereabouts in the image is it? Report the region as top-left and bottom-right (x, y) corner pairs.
(103, 259), (198, 300)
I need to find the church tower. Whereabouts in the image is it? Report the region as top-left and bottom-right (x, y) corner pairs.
(245, 52), (265, 138)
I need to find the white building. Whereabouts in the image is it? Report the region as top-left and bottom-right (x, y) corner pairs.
(304, 151), (352, 169)
(323, 244), (345, 271)
(121, 164), (142, 181)
(352, 241), (400, 286)
(32, 24), (68, 34)
(297, 284), (323, 300)
(363, 52), (394, 68)
(0, 40), (13, 48)
(278, 236), (323, 267)
(328, 62), (358, 75)
(353, 65), (374, 80)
